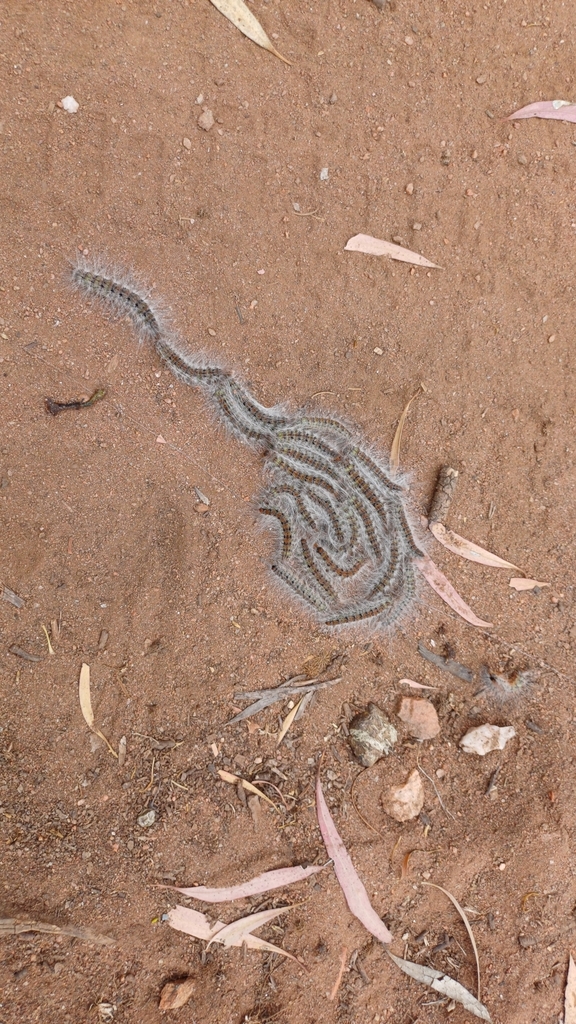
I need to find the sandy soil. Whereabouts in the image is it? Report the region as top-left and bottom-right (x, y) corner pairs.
(1, 1), (575, 1022)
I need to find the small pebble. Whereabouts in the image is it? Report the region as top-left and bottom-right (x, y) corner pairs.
(198, 109), (214, 131)
(60, 95), (79, 113)
(405, 182), (414, 195)
(195, 503), (210, 515)
(348, 703), (397, 767)
(412, 222), (422, 231)
(382, 768), (424, 822)
(183, 137), (192, 150)
(460, 724), (516, 755)
(329, 92), (337, 104)
(518, 934), (537, 948)
(137, 809), (156, 828)
(517, 154), (527, 165)
(320, 167), (329, 181)
(476, 75), (487, 85)
(397, 697), (440, 740)
(207, 328), (216, 336)
(373, 347), (383, 356)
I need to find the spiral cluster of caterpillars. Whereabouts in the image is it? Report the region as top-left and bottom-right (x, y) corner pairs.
(72, 263), (423, 629)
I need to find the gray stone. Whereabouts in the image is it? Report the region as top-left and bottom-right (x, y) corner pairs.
(348, 702), (397, 766)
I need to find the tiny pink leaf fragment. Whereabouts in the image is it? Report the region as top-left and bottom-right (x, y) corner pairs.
(316, 777), (393, 944)
(414, 554), (492, 628)
(509, 577), (550, 591)
(507, 99), (576, 122)
(344, 233), (442, 269)
(399, 678), (436, 691)
(429, 521), (520, 570)
(176, 864), (324, 902)
(565, 954), (576, 1024)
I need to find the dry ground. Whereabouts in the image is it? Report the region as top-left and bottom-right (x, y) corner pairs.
(0, 1), (575, 1022)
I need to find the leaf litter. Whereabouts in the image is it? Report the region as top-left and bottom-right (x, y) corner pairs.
(315, 776), (393, 944)
(344, 233), (442, 269)
(507, 99), (576, 122)
(429, 521), (520, 570)
(173, 864), (325, 903)
(217, 768), (279, 810)
(167, 904), (302, 964)
(422, 882), (481, 999)
(386, 953), (492, 1021)
(226, 675), (342, 725)
(78, 663), (118, 758)
(390, 388), (422, 475)
(414, 554), (493, 628)
(509, 577), (549, 591)
(315, 779), (491, 1018)
(208, 0), (291, 65)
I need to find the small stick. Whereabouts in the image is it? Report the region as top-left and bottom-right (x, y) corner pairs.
(45, 388), (106, 416)
(329, 946), (348, 1001)
(485, 765), (501, 795)
(428, 466), (459, 524)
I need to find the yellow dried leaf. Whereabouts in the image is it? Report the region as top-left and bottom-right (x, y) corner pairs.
(217, 768), (278, 810)
(390, 389), (421, 474)
(277, 698), (303, 747)
(79, 663), (95, 730)
(208, 0), (292, 65)
(78, 663), (118, 759)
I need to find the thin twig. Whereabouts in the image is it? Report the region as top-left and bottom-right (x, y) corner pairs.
(349, 768), (385, 836)
(417, 759), (456, 821)
(329, 946), (348, 1001)
(422, 882), (482, 1001)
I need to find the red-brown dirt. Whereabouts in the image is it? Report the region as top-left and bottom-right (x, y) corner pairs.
(1, 2), (575, 1022)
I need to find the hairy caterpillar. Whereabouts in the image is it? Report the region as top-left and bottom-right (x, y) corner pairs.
(71, 260), (423, 631)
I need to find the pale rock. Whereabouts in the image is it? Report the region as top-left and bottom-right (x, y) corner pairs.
(397, 697), (440, 740)
(381, 768), (424, 822)
(61, 95), (79, 113)
(459, 724), (516, 755)
(198, 109), (214, 131)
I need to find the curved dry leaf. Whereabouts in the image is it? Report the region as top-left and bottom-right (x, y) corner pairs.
(422, 882), (481, 999)
(176, 864), (324, 903)
(507, 99), (576, 122)
(414, 555), (492, 628)
(345, 234), (442, 269)
(79, 663), (95, 730)
(387, 952), (492, 1021)
(316, 777), (393, 944)
(167, 905), (301, 964)
(509, 577), (549, 591)
(399, 678), (436, 691)
(206, 906), (289, 948)
(78, 663), (118, 758)
(277, 697), (303, 746)
(429, 521), (520, 570)
(208, 0), (291, 65)
(390, 389), (421, 475)
(217, 768), (278, 810)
